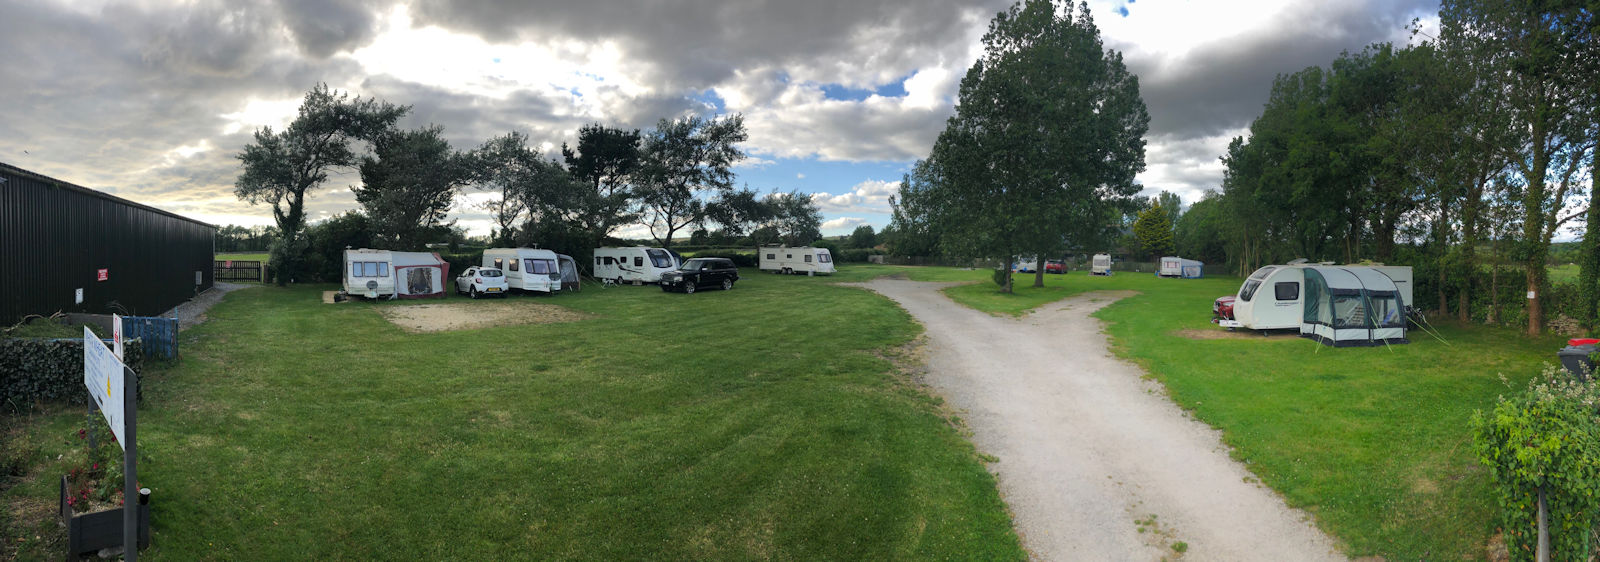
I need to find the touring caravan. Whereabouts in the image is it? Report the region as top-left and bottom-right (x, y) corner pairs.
(759, 246), (835, 276)
(1090, 254), (1113, 276)
(1158, 257), (1205, 278)
(593, 247), (678, 284)
(1215, 263), (1412, 346)
(483, 248), (562, 294)
(343, 249), (449, 299)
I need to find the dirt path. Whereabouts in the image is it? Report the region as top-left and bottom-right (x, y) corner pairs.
(855, 280), (1345, 562)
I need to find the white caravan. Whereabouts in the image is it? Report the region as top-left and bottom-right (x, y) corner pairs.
(344, 248), (395, 297)
(759, 246), (835, 276)
(593, 247), (678, 284)
(1219, 263), (1413, 340)
(1090, 254), (1113, 276)
(482, 248), (562, 294)
(1158, 256), (1205, 278)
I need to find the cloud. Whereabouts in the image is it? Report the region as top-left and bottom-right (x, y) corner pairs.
(822, 216), (869, 231)
(811, 179), (898, 214)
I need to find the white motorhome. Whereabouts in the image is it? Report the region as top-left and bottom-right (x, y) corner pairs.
(1090, 254), (1113, 276)
(344, 248), (395, 297)
(593, 247), (678, 284)
(483, 248), (562, 294)
(1218, 263), (1413, 346)
(759, 246), (835, 276)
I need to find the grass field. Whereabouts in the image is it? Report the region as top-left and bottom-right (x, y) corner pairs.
(215, 252), (269, 263)
(3, 264), (1568, 559)
(1, 268), (1023, 560)
(945, 270), (1568, 559)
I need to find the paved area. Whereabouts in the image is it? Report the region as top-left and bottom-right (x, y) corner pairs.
(856, 279), (1345, 562)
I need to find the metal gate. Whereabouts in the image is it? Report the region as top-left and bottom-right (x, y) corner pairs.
(122, 315), (179, 360)
(214, 260), (263, 282)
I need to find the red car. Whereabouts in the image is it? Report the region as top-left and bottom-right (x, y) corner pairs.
(1212, 295), (1236, 322)
(1045, 260), (1066, 274)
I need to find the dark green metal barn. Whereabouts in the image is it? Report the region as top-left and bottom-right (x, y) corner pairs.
(0, 161), (215, 326)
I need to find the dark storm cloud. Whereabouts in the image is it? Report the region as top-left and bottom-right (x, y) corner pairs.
(275, 0), (383, 58)
(1121, 0), (1437, 140)
(407, 0), (1010, 89)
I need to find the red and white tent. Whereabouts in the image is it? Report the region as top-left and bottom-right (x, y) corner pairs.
(390, 252), (449, 299)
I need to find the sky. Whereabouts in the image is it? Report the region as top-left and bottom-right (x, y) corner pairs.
(0, 0), (1438, 239)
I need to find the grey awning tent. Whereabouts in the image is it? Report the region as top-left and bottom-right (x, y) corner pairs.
(556, 254), (581, 292)
(1300, 266), (1406, 347)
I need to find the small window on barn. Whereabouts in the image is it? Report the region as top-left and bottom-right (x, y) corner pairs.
(1275, 282), (1299, 301)
(508, 259), (519, 272)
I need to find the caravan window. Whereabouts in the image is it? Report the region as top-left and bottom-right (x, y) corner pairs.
(819, 253), (832, 263)
(364, 262), (380, 277)
(378, 263), (388, 277)
(648, 249), (674, 268)
(494, 258), (504, 269)
(595, 257), (602, 266)
(351, 262), (362, 277)
(508, 259), (519, 272)
(530, 260), (553, 274)
(1240, 280), (1262, 302)
(634, 256), (643, 267)
(1274, 282), (1299, 301)
(767, 253), (775, 260)
(804, 255), (812, 263)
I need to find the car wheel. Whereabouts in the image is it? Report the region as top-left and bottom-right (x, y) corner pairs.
(684, 282), (696, 294)
(470, 287), (480, 299)
(722, 278), (733, 291)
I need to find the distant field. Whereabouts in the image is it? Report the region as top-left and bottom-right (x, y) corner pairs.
(1549, 263), (1580, 283)
(216, 252), (268, 262)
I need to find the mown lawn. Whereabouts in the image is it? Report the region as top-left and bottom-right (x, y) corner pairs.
(948, 270), (1568, 560)
(2, 268), (1024, 560)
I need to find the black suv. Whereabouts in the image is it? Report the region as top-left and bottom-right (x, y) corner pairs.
(660, 258), (739, 293)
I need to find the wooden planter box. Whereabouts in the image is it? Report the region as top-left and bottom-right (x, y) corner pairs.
(58, 475), (149, 558)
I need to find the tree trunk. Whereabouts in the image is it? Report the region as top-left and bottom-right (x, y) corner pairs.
(1034, 256), (1045, 288)
(1523, 115), (1551, 336)
(1459, 176), (1487, 323)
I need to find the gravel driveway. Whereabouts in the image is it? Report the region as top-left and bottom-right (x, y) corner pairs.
(856, 279), (1345, 562)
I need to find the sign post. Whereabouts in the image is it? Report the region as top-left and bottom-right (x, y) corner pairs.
(112, 313), (124, 361)
(83, 328), (137, 560)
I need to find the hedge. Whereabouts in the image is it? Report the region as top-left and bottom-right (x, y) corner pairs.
(686, 249), (759, 267)
(1, 338), (143, 408)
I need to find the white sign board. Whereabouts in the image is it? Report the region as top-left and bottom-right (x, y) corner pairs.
(112, 313), (124, 361)
(83, 327), (128, 449)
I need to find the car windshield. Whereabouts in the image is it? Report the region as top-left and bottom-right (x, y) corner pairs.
(679, 259), (710, 271)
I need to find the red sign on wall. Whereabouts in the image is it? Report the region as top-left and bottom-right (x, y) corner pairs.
(97, 268), (108, 282)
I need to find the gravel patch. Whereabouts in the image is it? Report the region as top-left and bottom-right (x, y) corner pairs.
(377, 301), (585, 333)
(857, 279), (1345, 562)
(161, 282), (251, 331)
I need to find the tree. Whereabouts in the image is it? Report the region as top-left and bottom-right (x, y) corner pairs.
(562, 124), (642, 243)
(900, 0), (1147, 292)
(303, 211), (373, 282)
(1133, 204), (1175, 260)
(704, 186), (772, 237)
(1442, 0), (1597, 335)
(1174, 191), (1228, 264)
(766, 190), (822, 246)
(848, 225), (877, 249)
(355, 125), (471, 250)
(636, 115), (747, 249)
(1156, 191), (1183, 228)
(471, 132), (538, 246)
(235, 84), (408, 285)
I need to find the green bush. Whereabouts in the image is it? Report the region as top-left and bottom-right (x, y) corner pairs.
(838, 248), (885, 263)
(1472, 366), (1600, 561)
(440, 250), (485, 276)
(686, 249), (757, 268)
(1, 338), (144, 409)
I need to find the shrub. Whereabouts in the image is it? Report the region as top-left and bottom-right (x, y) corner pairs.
(440, 250), (485, 276)
(0, 338), (144, 409)
(1471, 366), (1600, 561)
(838, 248), (886, 263)
(686, 249), (757, 268)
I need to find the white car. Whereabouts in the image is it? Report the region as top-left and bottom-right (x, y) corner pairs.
(455, 266), (509, 299)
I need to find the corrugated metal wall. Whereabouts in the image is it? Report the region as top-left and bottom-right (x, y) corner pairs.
(0, 162), (215, 326)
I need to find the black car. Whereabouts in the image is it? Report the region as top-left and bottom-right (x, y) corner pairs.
(660, 258), (739, 294)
